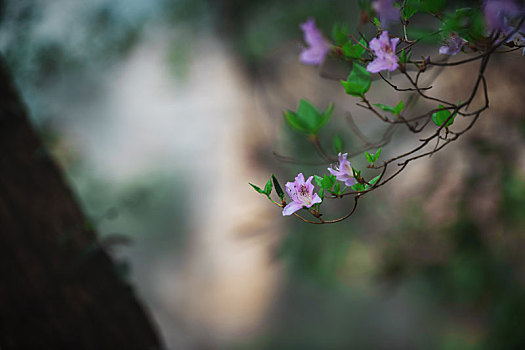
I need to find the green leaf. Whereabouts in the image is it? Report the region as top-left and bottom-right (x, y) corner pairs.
(402, 0), (420, 20)
(321, 175), (336, 190)
(373, 17), (381, 29)
(284, 99), (334, 135)
(374, 148), (382, 161)
(318, 187), (325, 200)
(314, 175), (324, 187)
(342, 39), (367, 59)
(333, 181), (341, 194)
(420, 0), (446, 13)
(364, 174), (382, 190)
(297, 99), (322, 131)
(249, 183), (266, 195)
(431, 104), (455, 127)
(374, 103), (397, 113)
(264, 178), (273, 195)
(317, 102), (334, 132)
(351, 182), (366, 192)
(399, 49), (412, 64)
(393, 100), (405, 115)
(442, 7), (484, 42)
(341, 63), (371, 97)
(332, 23), (350, 46)
(333, 135), (344, 154)
(284, 111), (309, 133)
(365, 151), (374, 163)
(272, 174), (284, 201)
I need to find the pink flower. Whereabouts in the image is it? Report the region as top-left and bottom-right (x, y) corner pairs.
(327, 153), (358, 187)
(366, 31), (399, 73)
(439, 33), (466, 55)
(373, 0), (401, 28)
(282, 173), (322, 216)
(299, 18), (331, 66)
(483, 0), (522, 32)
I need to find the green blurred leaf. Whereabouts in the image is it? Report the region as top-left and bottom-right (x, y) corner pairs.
(283, 111), (309, 133)
(272, 174), (284, 201)
(406, 27), (442, 43)
(297, 99), (322, 130)
(442, 7), (484, 42)
(332, 23), (350, 46)
(432, 104), (455, 127)
(365, 151), (374, 163)
(284, 99), (334, 135)
(420, 0), (447, 13)
(333, 135), (344, 154)
(342, 38), (367, 59)
(341, 63), (371, 97)
(402, 0), (420, 20)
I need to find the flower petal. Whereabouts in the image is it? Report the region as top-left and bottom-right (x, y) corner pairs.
(282, 201), (304, 216)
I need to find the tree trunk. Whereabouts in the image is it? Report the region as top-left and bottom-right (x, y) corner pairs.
(0, 57), (162, 349)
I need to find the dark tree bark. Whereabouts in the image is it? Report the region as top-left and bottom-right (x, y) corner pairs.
(0, 58), (162, 349)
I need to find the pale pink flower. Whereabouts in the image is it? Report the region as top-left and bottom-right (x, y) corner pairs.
(299, 18), (331, 66)
(367, 31), (399, 73)
(282, 173), (322, 216)
(328, 153), (358, 187)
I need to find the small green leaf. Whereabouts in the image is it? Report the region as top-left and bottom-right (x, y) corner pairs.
(314, 175), (324, 187)
(333, 181), (341, 194)
(249, 183), (266, 194)
(333, 135), (344, 153)
(316, 102), (334, 132)
(318, 187), (325, 200)
(284, 111), (309, 133)
(332, 23), (350, 46)
(264, 178), (273, 195)
(351, 182), (366, 192)
(342, 39), (366, 59)
(341, 63), (371, 97)
(321, 175), (336, 190)
(364, 174), (382, 189)
(399, 49), (412, 64)
(272, 174), (284, 201)
(373, 17), (381, 28)
(374, 148), (382, 161)
(431, 104), (455, 127)
(393, 100), (405, 115)
(365, 151), (374, 163)
(374, 103), (397, 113)
(402, 0), (420, 20)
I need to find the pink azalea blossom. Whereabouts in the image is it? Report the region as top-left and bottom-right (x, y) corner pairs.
(327, 153), (358, 187)
(439, 33), (466, 55)
(299, 18), (331, 66)
(483, 0), (521, 32)
(373, 0), (401, 28)
(282, 173), (322, 216)
(367, 31), (399, 73)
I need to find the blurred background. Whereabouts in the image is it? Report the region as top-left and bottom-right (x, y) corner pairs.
(2, 0), (525, 349)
